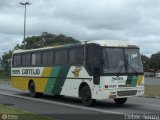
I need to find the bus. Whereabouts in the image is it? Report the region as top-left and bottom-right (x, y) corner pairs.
(11, 40), (144, 106)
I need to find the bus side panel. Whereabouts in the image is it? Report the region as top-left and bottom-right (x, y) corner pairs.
(11, 77), (48, 92)
(44, 67), (70, 95)
(11, 77), (29, 91)
(60, 66), (93, 97)
(11, 67), (52, 93)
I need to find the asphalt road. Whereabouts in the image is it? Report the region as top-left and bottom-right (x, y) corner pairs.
(0, 77), (160, 120)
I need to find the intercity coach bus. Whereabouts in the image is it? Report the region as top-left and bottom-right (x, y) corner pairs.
(11, 40), (144, 106)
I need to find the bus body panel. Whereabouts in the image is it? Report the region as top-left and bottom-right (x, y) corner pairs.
(11, 66), (144, 100)
(11, 40), (144, 102)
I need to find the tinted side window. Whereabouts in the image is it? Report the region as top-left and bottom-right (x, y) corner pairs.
(25, 54), (31, 66)
(42, 52), (48, 65)
(35, 52), (41, 65)
(69, 47), (83, 64)
(13, 55), (21, 66)
(32, 52), (41, 66)
(48, 51), (54, 65)
(21, 53), (30, 66)
(31, 53), (36, 65)
(22, 54), (26, 66)
(55, 50), (67, 65)
(42, 51), (54, 66)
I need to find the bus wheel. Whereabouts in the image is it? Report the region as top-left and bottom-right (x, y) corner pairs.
(29, 82), (38, 98)
(114, 98), (127, 104)
(81, 86), (96, 107)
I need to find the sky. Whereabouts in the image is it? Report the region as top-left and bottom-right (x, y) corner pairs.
(0, 0), (160, 56)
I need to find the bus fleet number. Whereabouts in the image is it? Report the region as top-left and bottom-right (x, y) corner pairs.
(12, 70), (20, 74)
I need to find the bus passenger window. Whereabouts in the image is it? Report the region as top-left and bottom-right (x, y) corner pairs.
(13, 55), (21, 66)
(22, 54), (26, 66)
(31, 54), (36, 65)
(69, 47), (83, 64)
(25, 54), (31, 66)
(42, 51), (54, 66)
(35, 52), (41, 65)
(48, 51), (54, 65)
(42, 52), (48, 65)
(55, 50), (67, 65)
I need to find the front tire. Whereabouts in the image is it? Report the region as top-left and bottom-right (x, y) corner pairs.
(114, 98), (127, 104)
(81, 86), (96, 107)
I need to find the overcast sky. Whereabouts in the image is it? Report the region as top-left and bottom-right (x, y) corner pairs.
(0, 0), (160, 56)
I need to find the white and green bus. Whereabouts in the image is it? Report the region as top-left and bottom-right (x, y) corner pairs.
(11, 40), (144, 106)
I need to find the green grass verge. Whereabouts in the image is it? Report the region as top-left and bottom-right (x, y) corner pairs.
(144, 85), (160, 97)
(0, 71), (10, 79)
(0, 105), (53, 120)
(0, 78), (10, 84)
(0, 78), (11, 84)
(0, 78), (10, 81)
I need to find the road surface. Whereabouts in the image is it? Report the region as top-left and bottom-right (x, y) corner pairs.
(0, 77), (159, 120)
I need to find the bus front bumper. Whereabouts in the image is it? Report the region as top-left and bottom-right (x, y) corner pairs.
(96, 86), (144, 100)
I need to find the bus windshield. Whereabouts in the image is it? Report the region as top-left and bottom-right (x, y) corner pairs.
(124, 48), (143, 73)
(102, 48), (143, 74)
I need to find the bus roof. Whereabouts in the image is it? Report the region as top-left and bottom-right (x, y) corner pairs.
(85, 40), (137, 47)
(13, 40), (138, 54)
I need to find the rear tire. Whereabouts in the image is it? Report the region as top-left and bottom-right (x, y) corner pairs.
(29, 82), (38, 98)
(81, 86), (96, 107)
(114, 98), (127, 104)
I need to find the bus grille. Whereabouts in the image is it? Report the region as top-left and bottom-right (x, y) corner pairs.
(117, 90), (137, 96)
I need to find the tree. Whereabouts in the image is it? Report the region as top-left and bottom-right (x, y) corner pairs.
(23, 32), (80, 49)
(1, 32), (80, 77)
(1, 50), (12, 76)
(141, 54), (149, 71)
(148, 52), (160, 71)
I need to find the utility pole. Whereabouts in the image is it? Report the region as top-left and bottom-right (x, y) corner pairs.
(20, 2), (31, 49)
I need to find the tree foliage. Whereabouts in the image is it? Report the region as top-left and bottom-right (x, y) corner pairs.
(148, 52), (160, 70)
(1, 32), (80, 76)
(141, 54), (149, 70)
(1, 50), (12, 76)
(17, 32), (80, 49)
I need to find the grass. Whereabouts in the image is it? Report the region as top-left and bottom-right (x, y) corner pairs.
(0, 78), (10, 81)
(0, 78), (10, 84)
(0, 105), (53, 120)
(0, 71), (10, 79)
(144, 85), (160, 97)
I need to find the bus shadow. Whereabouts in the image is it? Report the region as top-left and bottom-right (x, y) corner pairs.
(16, 92), (139, 109)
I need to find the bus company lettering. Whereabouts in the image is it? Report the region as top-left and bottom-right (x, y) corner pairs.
(112, 76), (123, 81)
(22, 69), (40, 75)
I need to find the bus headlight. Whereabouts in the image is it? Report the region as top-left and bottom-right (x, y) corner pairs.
(109, 92), (117, 98)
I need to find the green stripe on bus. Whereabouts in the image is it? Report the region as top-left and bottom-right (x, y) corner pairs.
(51, 66), (70, 94)
(126, 75), (138, 87)
(126, 76), (132, 85)
(130, 76), (138, 87)
(44, 67), (61, 94)
(44, 67), (70, 95)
